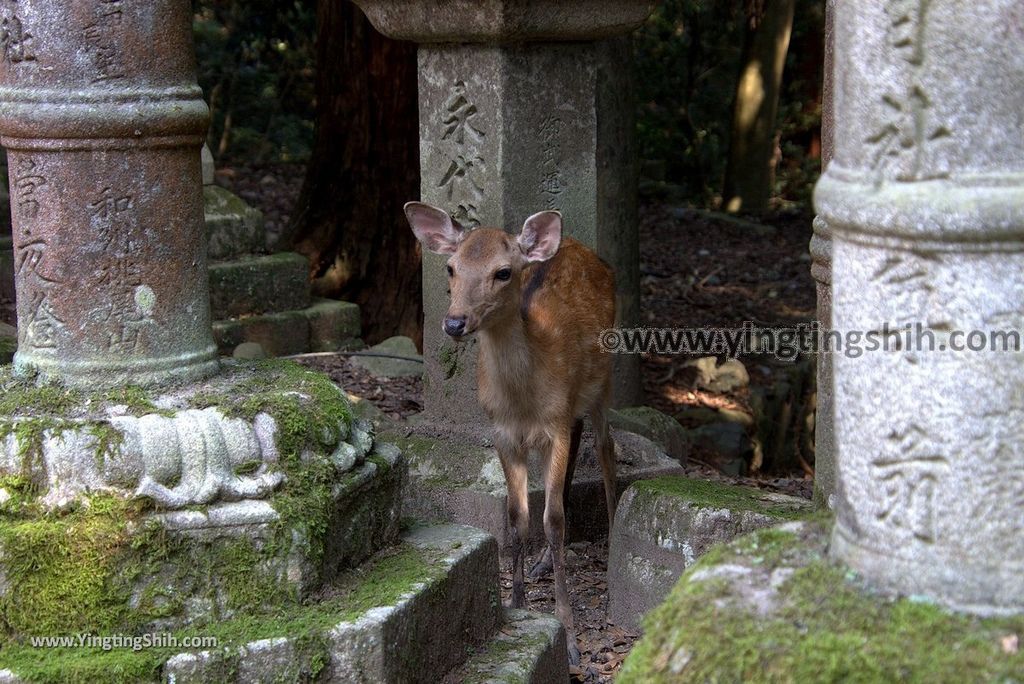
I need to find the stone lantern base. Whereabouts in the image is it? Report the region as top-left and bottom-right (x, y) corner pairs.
(0, 360), (403, 635)
(619, 518), (1024, 682)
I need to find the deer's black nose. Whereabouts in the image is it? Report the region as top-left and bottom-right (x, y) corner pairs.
(443, 316), (467, 337)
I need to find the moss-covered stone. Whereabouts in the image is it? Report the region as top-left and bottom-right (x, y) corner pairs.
(619, 517), (1024, 683)
(631, 476), (811, 520)
(0, 360), (404, 639)
(0, 542), (442, 684)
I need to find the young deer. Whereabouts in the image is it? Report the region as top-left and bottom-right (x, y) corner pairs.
(405, 201), (617, 664)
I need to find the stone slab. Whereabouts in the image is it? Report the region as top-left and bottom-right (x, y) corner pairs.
(212, 299), (361, 356)
(204, 185), (266, 261)
(618, 518), (1024, 682)
(607, 476), (812, 631)
(445, 608), (567, 684)
(384, 424), (685, 554)
(207, 252), (311, 319)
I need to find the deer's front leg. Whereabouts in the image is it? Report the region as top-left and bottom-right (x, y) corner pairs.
(497, 438), (529, 609)
(543, 424), (581, 665)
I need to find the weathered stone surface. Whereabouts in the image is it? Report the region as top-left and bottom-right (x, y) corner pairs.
(0, 0), (218, 389)
(815, 1), (1024, 615)
(201, 143), (216, 186)
(204, 184), (266, 261)
(306, 298), (363, 353)
(809, 0), (835, 510)
(609, 406), (689, 462)
(0, 360), (367, 510)
(212, 299), (361, 356)
(618, 518), (1024, 683)
(0, 523), (512, 683)
(384, 423), (684, 553)
(447, 609), (568, 684)
(370, 12), (642, 423)
(354, 0), (655, 43)
(351, 335), (423, 378)
(208, 252), (311, 319)
(607, 477), (811, 631)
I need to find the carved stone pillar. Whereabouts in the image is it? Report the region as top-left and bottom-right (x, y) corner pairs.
(354, 1), (653, 424)
(816, 0), (1024, 614)
(0, 0), (218, 388)
(810, 0), (835, 508)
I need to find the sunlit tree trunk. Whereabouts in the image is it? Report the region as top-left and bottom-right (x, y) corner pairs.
(282, 0), (422, 347)
(722, 0), (796, 213)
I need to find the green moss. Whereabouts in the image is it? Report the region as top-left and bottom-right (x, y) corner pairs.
(0, 495), (154, 637)
(438, 343), (460, 380)
(633, 476), (811, 521)
(0, 543), (442, 684)
(0, 360), (363, 640)
(620, 519), (1024, 683)
(0, 335), (17, 354)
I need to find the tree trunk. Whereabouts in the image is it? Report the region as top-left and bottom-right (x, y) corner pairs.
(282, 0), (422, 347)
(722, 0), (796, 213)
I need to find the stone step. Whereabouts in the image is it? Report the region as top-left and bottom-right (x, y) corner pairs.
(384, 425), (685, 555)
(444, 609), (567, 684)
(208, 252), (311, 319)
(213, 298), (361, 356)
(607, 476), (813, 631)
(0, 524), (503, 683)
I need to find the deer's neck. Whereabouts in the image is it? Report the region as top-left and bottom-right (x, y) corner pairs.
(478, 312), (536, 397)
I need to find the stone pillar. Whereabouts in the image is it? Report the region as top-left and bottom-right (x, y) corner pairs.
(816, 1), (1024, 614)
(0, 0), (218, 388)
(809, 0), (835, 509)
(354, 1), (651, 424)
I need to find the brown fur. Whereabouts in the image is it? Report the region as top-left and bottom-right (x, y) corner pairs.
(449, 230), (617, 663)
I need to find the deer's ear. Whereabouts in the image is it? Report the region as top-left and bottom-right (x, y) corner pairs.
(404, 202), (466, 255)
(517, 211), (562, 262)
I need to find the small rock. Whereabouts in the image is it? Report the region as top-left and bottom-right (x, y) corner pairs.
(351, 336), (423, 378)
(233, 342), (267, 360)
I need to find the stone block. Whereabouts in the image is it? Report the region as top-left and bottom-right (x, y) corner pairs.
(446, 608), (567, 684)
(351, 335), (423, 378)
(207, 252), (311, 319)
(204, 185), (266, 261)
(212, 299), (362, 357)
(609, 406), (689, 462)
(306, 298), (362, 353)
(384, 424), (684, 554)
(618, 518), (1024, 683)
(607, 476), (811, 631)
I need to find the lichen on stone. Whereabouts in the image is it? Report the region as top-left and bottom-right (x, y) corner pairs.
(619, 517), (1024, 683)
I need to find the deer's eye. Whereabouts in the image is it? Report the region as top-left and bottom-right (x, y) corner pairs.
(447, 264), (454, 277)
(494, 268), (512, 281)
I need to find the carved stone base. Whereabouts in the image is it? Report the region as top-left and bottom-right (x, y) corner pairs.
(0, 360), (404, 636)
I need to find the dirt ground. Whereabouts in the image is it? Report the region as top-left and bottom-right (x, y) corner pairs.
(0, 162), (819, 681)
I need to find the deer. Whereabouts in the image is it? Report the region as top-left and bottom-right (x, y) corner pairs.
(404, 201), (618, 665)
